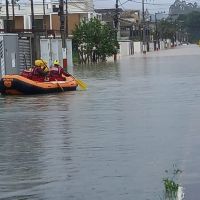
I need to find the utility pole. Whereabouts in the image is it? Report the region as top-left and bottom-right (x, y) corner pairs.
(5, 0), (9, 32)
(142, 0), (146, 54)
(155, 13), (158, 50)
(30, 0), (37, 62)
(30, 0), (35, 32)
(114, 0), (120, 39)
(43, 0), (47, 37)
(113, 0), (119, 61)
(59, 0), (67, 69)
(11, 0), (15, 30)
(65, 0), (68, 38)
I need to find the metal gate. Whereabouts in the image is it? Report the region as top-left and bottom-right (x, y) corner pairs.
(18, 38), (32, 72)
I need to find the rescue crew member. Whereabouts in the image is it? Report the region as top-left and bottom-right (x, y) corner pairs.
(32, 59), (49, 81)
(50, 60), (70, 81)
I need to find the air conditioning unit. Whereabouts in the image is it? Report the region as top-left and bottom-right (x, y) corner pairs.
(53, 5), (59, 12)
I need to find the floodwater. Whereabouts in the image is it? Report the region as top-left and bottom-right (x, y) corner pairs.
(0, 44), (200, 200)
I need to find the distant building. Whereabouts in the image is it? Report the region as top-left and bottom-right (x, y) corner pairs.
(94, 8), (123, 28)
(120, 10), (140, 39)
(95, 8), (141, 40)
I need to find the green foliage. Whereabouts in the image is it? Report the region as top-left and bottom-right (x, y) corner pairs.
(177, 11), (200, 42)
(72, 18), (119, 63)
(163, 165), (182, 199)
(157, 11), (200, 43)
(163, 178), (179, 193)
(158, 20), (176, 40)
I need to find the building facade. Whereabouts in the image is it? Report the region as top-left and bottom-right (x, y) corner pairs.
(0, 0), (95, 36)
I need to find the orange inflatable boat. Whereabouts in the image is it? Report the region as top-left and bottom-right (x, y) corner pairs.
(0, 74), (78, 95)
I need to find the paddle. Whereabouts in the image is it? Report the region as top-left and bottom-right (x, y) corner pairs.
(55, 79), (64, 92)
(74, 77), (87, 90)
(62, 71), (87, 90)
(40, 59), (49, 73)
(67, 74), (87, 90)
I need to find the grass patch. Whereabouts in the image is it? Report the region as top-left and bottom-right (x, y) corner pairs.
(163, 165), (182, 199)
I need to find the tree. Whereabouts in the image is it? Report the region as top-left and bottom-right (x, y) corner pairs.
(72, 18), (119, 63)
(169, 0), (199, 15)
(177, 11), (200, 42)
(158, 19), (176, 40)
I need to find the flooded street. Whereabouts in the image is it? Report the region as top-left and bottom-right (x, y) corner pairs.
(1, 44), (200, 199)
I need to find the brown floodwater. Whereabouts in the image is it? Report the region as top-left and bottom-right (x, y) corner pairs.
(0, 44), (200, 200)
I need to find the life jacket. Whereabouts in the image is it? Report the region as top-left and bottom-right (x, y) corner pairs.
(50, 66), (62, 75)
(20, 68), (33, 79)
(50, 66), (65, 81)
(31, 66), (47, 82)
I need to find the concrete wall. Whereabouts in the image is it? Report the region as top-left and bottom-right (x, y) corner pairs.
(40, 38), (73, 72)
(160, 41), (165, 50)
(133, 42), (142, 53)
(166, 39), (171, 48)
(149, 42), (154, 52)
(119, 40), (134, 57)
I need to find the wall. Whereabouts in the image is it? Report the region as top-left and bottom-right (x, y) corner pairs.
(51, 14), (60, 31)
(148, 42), (154, 52)
(15, 16), (24, 29)
(133, 41), (142, 53)
(40, 38), (73, 72)
(51, 13), (80, 34)
(119, 40), (134, 56)
(68, 14), (80, 35)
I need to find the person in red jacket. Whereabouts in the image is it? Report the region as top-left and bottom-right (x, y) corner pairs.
(32, 60), (49, 82)
(20, 59), (49, 82)
(50, 60), (70, 81)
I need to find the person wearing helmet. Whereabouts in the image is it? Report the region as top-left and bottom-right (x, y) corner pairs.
(50, 59), (70, 81)
(31, 59), (49, 81)
(54, 60), (60, 66)
(40, 60), (49, 74)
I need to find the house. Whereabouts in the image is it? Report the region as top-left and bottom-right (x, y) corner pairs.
(0, 0), (95, 36)
(120, 10), (140, 39)
(0, 0), (96, 75)
(95, 8), (141, 40)
(94, 8), (123, 29)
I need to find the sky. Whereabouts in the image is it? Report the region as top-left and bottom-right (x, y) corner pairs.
(93, 0), (199, 14)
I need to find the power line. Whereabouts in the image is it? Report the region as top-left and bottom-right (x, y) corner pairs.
(129, 0), (173, 6)
(94, 0), (173, 6)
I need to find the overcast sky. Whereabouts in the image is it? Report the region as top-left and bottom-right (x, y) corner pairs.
(93, 0), (198, 14)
